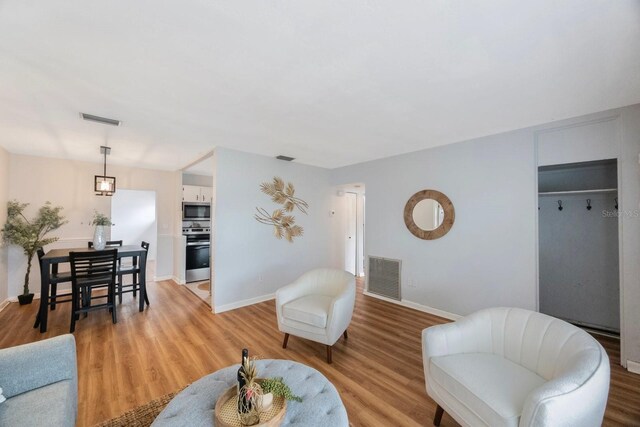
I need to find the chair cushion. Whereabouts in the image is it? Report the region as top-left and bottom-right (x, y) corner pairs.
(282, 295), (333, 328)
(430, 353), (545, 427)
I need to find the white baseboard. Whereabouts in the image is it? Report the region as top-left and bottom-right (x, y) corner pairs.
(214, 293), (275, 314)
(8, 292), (42, 302)
(172, 276), (185, 285)
(363, 290), (461, 321)
(627, 360), (640, 375)
(154, 275), (173, 282)
(0, 299), (10, 312)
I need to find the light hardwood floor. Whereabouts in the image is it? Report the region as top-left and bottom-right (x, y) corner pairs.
(0, 278), (638, 426)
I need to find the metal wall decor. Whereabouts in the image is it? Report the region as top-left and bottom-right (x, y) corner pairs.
(254, 177), (308, 243)
(403, 189), (455, 240)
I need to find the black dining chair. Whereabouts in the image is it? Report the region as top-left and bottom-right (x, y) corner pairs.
(33, 248), (73, 329)
(116, 241), (150, 306)
(86, 240), (122, 305)
(69, 249), (118, 333)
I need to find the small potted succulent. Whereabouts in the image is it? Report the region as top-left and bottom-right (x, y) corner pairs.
(1, 200), (67, 304)
(259, 377), (303, 409)
(90, 211), (114, 250)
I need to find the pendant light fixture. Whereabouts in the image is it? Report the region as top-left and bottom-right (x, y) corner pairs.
(94, 146), (116, 196)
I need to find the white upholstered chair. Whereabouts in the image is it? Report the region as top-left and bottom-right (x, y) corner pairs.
(422, 307), (610, 427)
(276, 268), (355, 363)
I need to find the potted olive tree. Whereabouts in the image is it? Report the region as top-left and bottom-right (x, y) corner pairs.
(1, 200), (67, 305)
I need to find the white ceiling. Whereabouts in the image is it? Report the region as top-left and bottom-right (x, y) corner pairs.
(1, 1), (639, 170)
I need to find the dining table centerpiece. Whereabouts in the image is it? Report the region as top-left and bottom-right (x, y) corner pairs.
(1, 200), (67, 304)
(90, 211), (114, 250)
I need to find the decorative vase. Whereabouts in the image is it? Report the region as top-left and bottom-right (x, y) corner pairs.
(93, 225), (106, 250)
(259, 392), (273, 411)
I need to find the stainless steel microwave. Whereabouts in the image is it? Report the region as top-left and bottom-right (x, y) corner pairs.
(182, 202), (211, 221)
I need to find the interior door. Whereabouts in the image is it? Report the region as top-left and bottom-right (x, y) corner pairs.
(345, 192), (357, 275)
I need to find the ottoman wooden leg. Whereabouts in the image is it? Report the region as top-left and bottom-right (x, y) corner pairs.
(434, 404), (444, 426)
(282, 333), (290, 349)
(343, 329), (348, 340)
(326, 345), (332, 364)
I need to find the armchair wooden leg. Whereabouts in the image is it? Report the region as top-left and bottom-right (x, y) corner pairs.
(434, 404), (444, 426)
(282, 333), (289, 349)
(326, 345), (332, 364)
(343, 329), (348, 340)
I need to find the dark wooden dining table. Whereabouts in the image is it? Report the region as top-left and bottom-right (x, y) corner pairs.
(37, 245), (148, 333)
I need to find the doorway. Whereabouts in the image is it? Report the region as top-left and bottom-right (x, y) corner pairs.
(537, 159), (620, 334)
(342, 185), (365, 277)
(110, 189), (158, 275)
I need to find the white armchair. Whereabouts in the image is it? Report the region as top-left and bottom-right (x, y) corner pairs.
(422, 307), (610, 427)
(276, 268), (355, 363)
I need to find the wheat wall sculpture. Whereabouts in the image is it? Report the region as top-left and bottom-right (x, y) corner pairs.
(255, 177), (308, 242)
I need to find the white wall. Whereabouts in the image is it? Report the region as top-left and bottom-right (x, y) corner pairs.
(6, 154), (180, 298)
(332, 129), (538, 316)
(331, 104), (640, 367)
(0, 146), (9, 307)
(212, 148), (336, 312)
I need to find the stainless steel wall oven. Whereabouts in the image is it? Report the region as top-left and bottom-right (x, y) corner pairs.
(183, 226), (210, 282)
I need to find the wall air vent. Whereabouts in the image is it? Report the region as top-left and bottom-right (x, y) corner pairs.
(81, 113), (121, 126)
(276, 155), (295, 161)
(367, 256), (401, 300)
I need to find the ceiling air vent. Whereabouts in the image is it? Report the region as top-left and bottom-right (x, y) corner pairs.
(276, 155), (295, 161)
(81, 113), (121, 126)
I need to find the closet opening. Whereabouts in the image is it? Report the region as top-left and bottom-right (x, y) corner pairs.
(538, 159), (620, 336)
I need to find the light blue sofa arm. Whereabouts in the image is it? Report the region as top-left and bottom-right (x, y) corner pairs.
(0, 334), (78, 427)
(0, 334), (77, 409)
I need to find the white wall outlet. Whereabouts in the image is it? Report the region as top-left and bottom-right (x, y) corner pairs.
(408, 278), (415, 288)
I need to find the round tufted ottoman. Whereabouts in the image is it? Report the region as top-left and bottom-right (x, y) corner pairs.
(152, 359), (348, 427)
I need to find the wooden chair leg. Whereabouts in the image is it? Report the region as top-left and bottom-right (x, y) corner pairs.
(51, 283), (57, 310)
(70, 287), (77, 333)
(343, 329), (348, 340)
(326, 345), (332, 364)
(434, 404), (444, 426)
(133, 272), (138, 297)
(118, 274), (123, 304)
(282, 333), (289, 349)
(111, 285), (117, 324)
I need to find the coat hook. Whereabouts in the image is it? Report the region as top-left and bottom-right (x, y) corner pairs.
(615, 198), (618, 210)
(586, 199), (592, 210)
(557, 200), (563, 211)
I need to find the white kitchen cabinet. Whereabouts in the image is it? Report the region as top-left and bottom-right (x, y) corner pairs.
(200, 186), (213, 203)
(182, 185), (213, 203)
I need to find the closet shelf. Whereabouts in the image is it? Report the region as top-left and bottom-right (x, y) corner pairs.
(538, 188), (617, 196)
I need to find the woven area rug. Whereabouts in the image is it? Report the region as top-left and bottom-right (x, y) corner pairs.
(93, 389), (182, 427)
